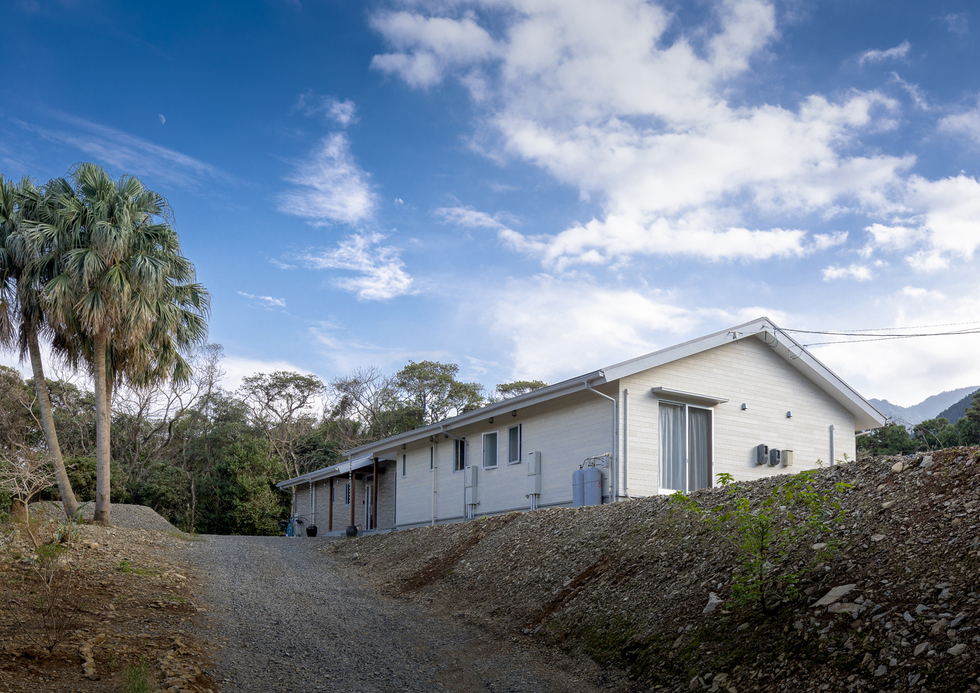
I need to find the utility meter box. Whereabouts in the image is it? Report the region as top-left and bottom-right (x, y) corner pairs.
(756, 444), (769, 466)
(526, 451), (542, 496)
(769, 448), (782, 467)
(464, 465), (478, 505)
(782, 450), (794, 467)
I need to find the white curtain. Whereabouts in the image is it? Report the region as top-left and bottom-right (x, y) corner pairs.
(659, 403), (685, 491)
(688, 408), (712, 491)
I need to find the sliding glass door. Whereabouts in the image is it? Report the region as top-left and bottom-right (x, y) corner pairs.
(659, 402), (713, 493)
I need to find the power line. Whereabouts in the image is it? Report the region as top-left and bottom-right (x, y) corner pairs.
(783, 319), (980, 334)
(802, 328), (980, 347)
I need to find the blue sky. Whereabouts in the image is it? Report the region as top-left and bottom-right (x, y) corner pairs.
(3, 0), (980, 407)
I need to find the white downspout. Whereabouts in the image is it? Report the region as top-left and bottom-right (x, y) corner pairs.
(623, 388), (631, 499)
(829, 424), (835, 467)
(586, 379), (617, 503)
(309, 480), (314, 527)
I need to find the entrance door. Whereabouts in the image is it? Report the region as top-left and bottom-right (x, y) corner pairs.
(364, 478), (374, 530)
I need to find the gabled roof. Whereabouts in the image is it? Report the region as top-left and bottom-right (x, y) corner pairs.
(276, 317), (886, 488)
(601, 317), (886, 430)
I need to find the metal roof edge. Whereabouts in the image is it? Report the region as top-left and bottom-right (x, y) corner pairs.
(340, 370), (604, 459)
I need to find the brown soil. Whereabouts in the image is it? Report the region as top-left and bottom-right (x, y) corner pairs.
(0, 512), (216, 693)
(333, 448), (980, 693)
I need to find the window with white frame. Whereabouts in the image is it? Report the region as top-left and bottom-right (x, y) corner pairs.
(482, 431), (498, 468)
(343, 481), (351, 506)
(402, 453), (407, 477)
(507, 424), (522, 464)
(659, 402), (712, 493)
(453, 439), (465, 472)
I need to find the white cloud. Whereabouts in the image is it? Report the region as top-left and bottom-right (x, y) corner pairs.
(299, 232), (414, 300)
(942, 13), (969, 36)
(905, 175), (980, 259)
(901, 286), (946, 301)
(821, 264), (873, 282)
(14, 111), (220, 186)
(370, 11), (497, 87)
(808, 295), (980, 405)
(370, 1), (917, 268)
(295, 91), (358, 127)
(938, 107), (980, 145)
(435, 205), (508, 229)
(485, 275), (782, 382)
(220, 355), (319, 392)
(890, 72), (930, 111)
(858, 40), (911, 66)
(238, 291), (288, 309)
(279, 133), (377, 225)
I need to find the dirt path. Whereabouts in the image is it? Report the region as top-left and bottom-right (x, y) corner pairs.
(182, 535), (618, 693)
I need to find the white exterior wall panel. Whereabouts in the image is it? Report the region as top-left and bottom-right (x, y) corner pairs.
(392, 389), (613, 527)
(622, 336), (855, 495)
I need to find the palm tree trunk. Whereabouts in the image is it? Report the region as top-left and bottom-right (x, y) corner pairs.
(93, 331), (111, 526)
(26, 326), (79, 517)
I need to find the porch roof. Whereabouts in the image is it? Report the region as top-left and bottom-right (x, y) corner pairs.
(276, 454), (377, 490)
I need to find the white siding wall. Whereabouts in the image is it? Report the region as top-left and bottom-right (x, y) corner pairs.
(622, 335), (855, 495)
(393, 389), (614, 527)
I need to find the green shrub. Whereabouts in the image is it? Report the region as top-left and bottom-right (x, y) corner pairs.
(672, 470), (849, 615)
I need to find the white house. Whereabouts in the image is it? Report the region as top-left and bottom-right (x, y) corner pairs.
(277, 317), (886, 533)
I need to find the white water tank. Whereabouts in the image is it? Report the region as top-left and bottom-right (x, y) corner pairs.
(583, 467), (603, 506)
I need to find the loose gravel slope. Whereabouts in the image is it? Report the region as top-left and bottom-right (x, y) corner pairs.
(182, 535), (622, 693)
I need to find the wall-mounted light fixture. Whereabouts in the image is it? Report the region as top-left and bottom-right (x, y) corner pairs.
(489, 416), (494, 424)
(741, 403), (748, 410)
(786, 411), (793, 418)
(511, 410), (517, 417)
(401, 443), (406, 450)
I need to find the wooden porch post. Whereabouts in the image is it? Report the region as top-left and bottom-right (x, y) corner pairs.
(372, 458), (379, 530)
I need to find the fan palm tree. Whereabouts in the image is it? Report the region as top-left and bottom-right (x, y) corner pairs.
(40, 163), (210, 525)
(0, 175), (80, 517)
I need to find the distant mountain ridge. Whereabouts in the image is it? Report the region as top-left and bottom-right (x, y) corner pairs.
(937, 389), (980, 425)
(870, 385), (980, 425)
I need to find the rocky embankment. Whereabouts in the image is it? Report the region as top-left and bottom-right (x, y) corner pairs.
(332, 448), (980, 693)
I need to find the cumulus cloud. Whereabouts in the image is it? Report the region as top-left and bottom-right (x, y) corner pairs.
(369, 1), (924, 269)
(279, 133), (376, 225)
(295, 91), (358, 126)
(821, 264), (873, 282)
(238, 291), (287, 309)
(298, 232), (414, 300)
(858, 41), (911, 66)
(370, 11), (497, 87)
(901, 286), (946, 301)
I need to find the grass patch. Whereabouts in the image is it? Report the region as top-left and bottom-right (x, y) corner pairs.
(113, 656), (158, 693)
(162, 594), (188, 603)
(118, 560), (159, 576)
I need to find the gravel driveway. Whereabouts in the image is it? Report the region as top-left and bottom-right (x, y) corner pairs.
(181, 535), (615, 693)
